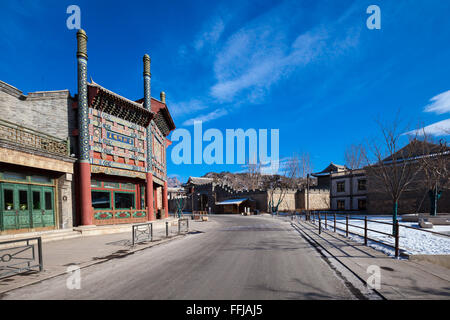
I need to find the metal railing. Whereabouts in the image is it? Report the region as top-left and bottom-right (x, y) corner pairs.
(0, 237), (43, 279)
(296, 211), (450, 258)
(0, 118), (69, 156)
(132, 222), (153, 246)
(178, 218), (189, 234)
(131, 219), (189, 246)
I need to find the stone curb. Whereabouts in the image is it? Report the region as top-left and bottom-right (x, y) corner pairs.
(0, 233), (187, 296)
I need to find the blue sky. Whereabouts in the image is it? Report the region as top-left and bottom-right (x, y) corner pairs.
(1, 0), (450, 183)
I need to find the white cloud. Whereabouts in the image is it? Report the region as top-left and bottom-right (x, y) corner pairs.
(259, 157), (295, 175)
(210, 28), (327, 102)
(175, 3), (361, 124)
(210, 12), (359, 103)
(170, 99), (210, 117)
(182, 108), (228, 126)
(194, 17), (226, 51)
(406, 119), (450, 137)
(424, 90), (450, 114)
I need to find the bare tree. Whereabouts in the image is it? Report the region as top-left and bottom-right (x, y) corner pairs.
(245, 159), (263, 190)
(363, 120), (423, 234)
(266, 154), (300, 214)
(418, 131), (450, 216)
(174, 189), (188, 218)
(299, 152), (313, 178)
(344, 144), (366, 170)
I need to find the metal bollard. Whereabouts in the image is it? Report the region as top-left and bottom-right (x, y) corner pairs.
(346, 215), (349, 237)
(394, 220), (400, 258)
(166, 221), (169, 237)
(178, 220), (181, 235)
(151, 223), (153, 242)
(37, 237), (43, 271)
(334, 213), (336, 232)
(325, 212), (327, 229)
(319, 215), (322, 234)
(364, 216), (368, 246)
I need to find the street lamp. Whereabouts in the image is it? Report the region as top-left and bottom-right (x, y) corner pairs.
(306, 173), (310, 221)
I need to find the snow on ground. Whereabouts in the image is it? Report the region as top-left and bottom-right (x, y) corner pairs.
(314, 215), (450, 257)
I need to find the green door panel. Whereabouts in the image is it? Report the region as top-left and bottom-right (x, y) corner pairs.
(1, 183), (55, 231)
(1, 185), (17, 230)
(31, 187), (43, 228)
(43, 188), (55, 227)
(17, 186), (31, 229)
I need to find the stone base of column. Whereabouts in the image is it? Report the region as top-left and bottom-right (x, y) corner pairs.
(146, 172), (155, 221)
(163, 181), (169, 219)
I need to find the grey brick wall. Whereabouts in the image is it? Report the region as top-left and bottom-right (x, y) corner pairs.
(0, 81), (74, 141)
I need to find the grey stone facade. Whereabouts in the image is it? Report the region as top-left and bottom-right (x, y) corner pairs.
(0, 81), (75, 141)
(0, 80), (76, 233)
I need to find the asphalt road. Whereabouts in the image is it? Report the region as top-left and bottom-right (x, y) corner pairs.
(3, 215), (362, 300)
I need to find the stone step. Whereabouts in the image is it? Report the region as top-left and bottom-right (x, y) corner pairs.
(0, 229), (82, 248)
(73, 218), (178, 237)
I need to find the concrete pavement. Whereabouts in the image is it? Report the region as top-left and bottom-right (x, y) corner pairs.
(0, 217), (181, 295)
(292, 218), (450, 300)
(3, 215), (448, 300)
(1, 215), (366, 300)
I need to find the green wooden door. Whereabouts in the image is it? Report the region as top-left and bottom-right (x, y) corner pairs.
(16, 184), (31, 229)
(31, 186), (44, 228)
(42, 187), (55, 227)
(1, 184), (17, 230)
(0, 183), (54, 231)
(31, 186), (55, 228)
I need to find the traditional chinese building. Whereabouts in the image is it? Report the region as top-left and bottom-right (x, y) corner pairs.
(74, 29), (175, 226)
(0, 81), (76, 234)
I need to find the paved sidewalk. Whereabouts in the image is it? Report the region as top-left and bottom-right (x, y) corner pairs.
(294, 219), (450, 300)
(0, 218), (187, 295)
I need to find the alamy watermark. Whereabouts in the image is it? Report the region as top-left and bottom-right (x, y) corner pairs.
(66, 5), (81, 30)
(366, 265), (381, 290)
(66, 265), (81, 290)
(170, 121), (280, 172)
(366, 5), (381, 30)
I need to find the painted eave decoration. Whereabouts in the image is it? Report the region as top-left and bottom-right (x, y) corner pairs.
(136, 97), (176, 136)
(88, 81), (154, 127)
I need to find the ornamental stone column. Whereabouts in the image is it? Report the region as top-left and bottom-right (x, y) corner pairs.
(77, 29), (93, 226)
(143, 54), (155, 221)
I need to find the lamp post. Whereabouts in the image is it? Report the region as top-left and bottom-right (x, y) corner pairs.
(306, 173), (310, 220)
(191, 187), (194, 219)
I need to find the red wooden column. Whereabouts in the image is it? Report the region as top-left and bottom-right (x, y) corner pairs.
(163, 181), (169, 218)
(146, 172), (154, 221)
(154, 187), (158, 217)
(79, 162), (93, 225)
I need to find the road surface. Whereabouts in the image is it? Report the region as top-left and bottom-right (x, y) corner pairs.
(3, 215), (366, 299)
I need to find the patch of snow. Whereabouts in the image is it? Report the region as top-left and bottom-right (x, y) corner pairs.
(314, 215), (450, 256)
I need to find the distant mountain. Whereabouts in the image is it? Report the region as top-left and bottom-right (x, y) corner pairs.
(167, 176), (182, 188)
(201, 171), (316, 191)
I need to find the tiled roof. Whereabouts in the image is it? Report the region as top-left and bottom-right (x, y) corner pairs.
(187, 177), (214, 185)
(216, 198), (249, 205)
(88, 81), (153, 127)
(312, 162), (348, 176)
(135, 97), (176, 135)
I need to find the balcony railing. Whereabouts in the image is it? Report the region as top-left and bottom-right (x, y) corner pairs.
(0, 118), (69, 156)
